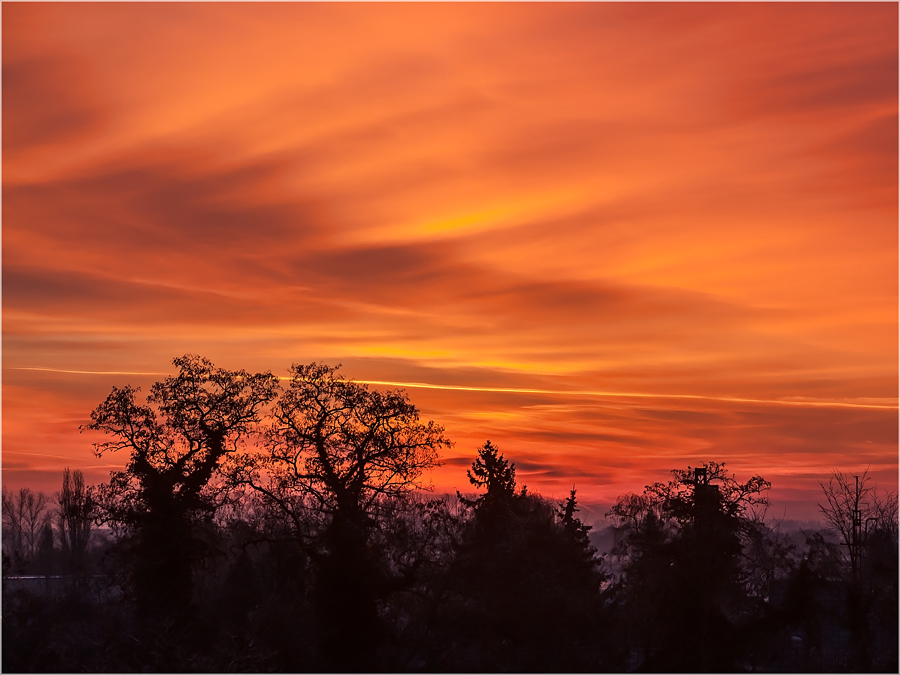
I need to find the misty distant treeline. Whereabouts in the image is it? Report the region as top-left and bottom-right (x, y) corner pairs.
(2, 355), (897, 673)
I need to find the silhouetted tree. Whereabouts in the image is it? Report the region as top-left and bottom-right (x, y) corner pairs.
(84, 354), (278, 619)
(458, 440), (517, 510)
(232, 362), (451, 670)
(559, 487), (597, 550)
(34, 520), (56, 576)
(1, 487), (51, 572)
(817, 469), (897, 582)
(741, 515), (797, 602)
(817, 469), (899, 670)
(860, 498), (899, 672)
(819, 469), (873, 581)
(439, 443), (608, 671)
(609, 462), (770, 671)
(57, 468), (93, 574)
(1, 487), (25, 567)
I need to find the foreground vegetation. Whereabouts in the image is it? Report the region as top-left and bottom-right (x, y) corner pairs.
(3, 356), (898, 672)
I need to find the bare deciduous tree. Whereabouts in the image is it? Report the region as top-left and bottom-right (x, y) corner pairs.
(819, 469), (899, 579)
(818, 469), (874, 579)
(230, 362), (451, 670)
(2, 486), (51, 565)
(234, 362), (451, 534)
(871, 489), (899, 546)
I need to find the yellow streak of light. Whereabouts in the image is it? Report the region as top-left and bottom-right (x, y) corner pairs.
(10, 367), (897, 411)
(9, 367), (168, 376)
(353, 379), (899, 411)
(406, 188), (590, 239)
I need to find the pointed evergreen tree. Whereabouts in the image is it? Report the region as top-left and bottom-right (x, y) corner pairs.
(559, 487), (596, 563)
(441, 445), (608, 671)
(458, 440), (517, 511)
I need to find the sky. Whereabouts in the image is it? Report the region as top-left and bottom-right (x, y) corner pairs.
(2, 3), (897, 521)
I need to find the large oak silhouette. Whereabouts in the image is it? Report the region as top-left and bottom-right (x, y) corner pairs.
(233, 362), (451, 669)
(84, 354), (278, 619)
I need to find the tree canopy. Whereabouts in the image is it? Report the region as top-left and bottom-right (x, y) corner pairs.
(83, 354), (279, 616)
(458, 440), (518, 510)
(85, 354), (279, 527)
(234, 362), (451, 529)
(5, 355), (896, 672)
(607, 461), (771, 671)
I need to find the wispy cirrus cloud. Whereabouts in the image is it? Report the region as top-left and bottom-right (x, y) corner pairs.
(3, 3), (896, 518)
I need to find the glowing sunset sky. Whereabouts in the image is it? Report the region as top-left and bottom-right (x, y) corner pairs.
(3, 3), (897, 520)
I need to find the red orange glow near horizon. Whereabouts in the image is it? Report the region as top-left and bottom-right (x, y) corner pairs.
(2, 3), (897, 523)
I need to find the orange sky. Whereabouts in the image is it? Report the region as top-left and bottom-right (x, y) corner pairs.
(3, 3), (897, 521)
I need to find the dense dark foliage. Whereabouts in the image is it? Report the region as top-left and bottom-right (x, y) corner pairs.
(607, 463), (771, 671)
(2, 357), (898, 672)
(436, 442), (608, 672)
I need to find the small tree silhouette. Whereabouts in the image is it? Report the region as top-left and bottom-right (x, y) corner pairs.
(57, 468), (93, 574)
(1, 487), (51, 571)
(458, 440), (518, 510)
(818, 469), (879, 580)
(559, 487), (595, 552)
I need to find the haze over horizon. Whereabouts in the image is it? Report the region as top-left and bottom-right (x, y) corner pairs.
(3, 3), (897, 521)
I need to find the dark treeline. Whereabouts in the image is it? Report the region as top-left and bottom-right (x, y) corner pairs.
(2, 355), (898, 673)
